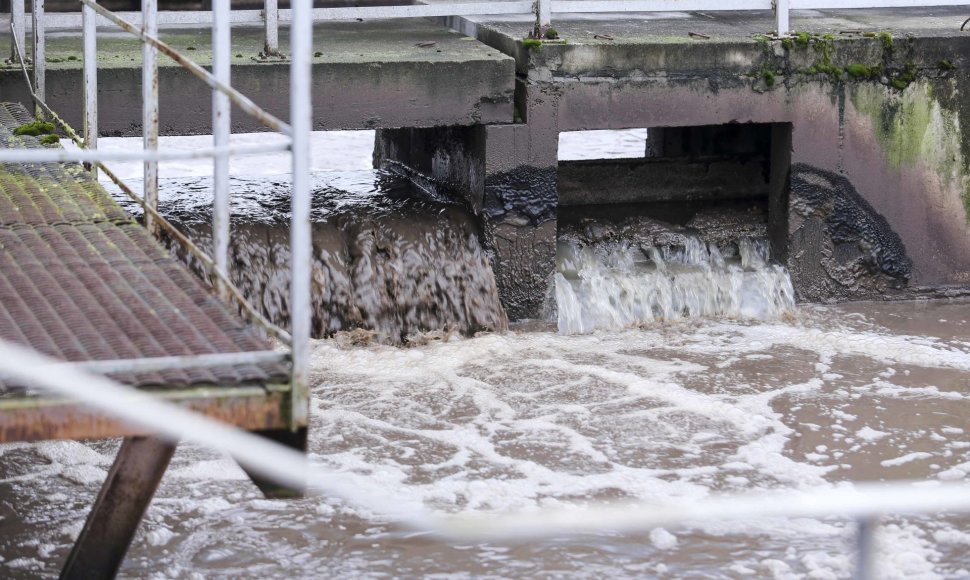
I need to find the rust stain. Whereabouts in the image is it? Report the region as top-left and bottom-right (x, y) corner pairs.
(0, 393), (287, 442)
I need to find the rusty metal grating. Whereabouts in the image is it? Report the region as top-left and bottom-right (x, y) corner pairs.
(0, 102), (289, 391)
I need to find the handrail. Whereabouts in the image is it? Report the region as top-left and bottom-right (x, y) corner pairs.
(2, 0), (312, 428)
(4, 0), (970, 39)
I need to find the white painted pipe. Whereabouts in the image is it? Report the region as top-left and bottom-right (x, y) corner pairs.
(288, 0), (313, 429)
(212, 0), (231, 298)
(82, 0), (98, 178)
(142, 0), (159, 236)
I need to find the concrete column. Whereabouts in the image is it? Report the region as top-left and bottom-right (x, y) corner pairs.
(374, 121), (559, 321)
(482, 123), (558, 320)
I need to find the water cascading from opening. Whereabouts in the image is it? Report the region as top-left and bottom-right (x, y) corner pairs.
(553, 236), (795, 334)
(111, 171), (508, 344)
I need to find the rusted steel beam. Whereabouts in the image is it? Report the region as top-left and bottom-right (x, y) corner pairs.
(60, 436), (177, 580)
(0, 386), (290, 442)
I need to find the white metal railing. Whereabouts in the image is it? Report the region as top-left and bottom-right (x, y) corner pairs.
(4, 336), (970, 580)
(5, 0), (970, 50)
(2, 0), (313, 428)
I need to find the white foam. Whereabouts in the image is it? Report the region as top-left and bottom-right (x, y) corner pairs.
(856, 427), (890, 442)
(882, 452), (934, 468)
(554, 238), (795, 334)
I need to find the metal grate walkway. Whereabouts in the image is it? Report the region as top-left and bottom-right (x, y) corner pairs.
(0, 102), (291, 441)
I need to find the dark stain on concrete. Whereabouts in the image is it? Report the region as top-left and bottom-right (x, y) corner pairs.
(484, 165), (557, 225)
(789, 163), (911, 302)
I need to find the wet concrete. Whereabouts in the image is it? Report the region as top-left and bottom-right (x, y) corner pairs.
(11, 8), (970, 315)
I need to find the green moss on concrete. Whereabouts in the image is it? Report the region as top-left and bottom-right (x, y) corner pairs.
(846, 63), (882, 80)
(522, 38), (543, 50)
(13, 121), (55, 136)
(938, 59), (957, 72)
(890, 63), (917, 91)
(851, 82), (969, 217)
(878, 32), (894, 53)
(39, 134), (59, 145)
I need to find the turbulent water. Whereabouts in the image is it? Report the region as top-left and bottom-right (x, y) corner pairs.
(3, 130), (968, 578)
(554, 236), (795, 333)
(110, 171), (507, 344)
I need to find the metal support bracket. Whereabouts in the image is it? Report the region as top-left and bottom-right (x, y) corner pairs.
(60, 436), (177, 579)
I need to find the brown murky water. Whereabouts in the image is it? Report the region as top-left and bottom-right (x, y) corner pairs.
(3, 300), (970, 579)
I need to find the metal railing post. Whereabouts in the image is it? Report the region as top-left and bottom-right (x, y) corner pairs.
(142, 0), (159, 236)
(774, 0), (790, 36)
(10, 0), (25, 64)
(82, 0), (97, 178)
(535, 0), (551, 33)
(31, 0), (45, 120)
(212, 0), (230, 298)
(263, 0), (279, 56)
(854, 516), (878, 580)
(289, 0), (312, 428)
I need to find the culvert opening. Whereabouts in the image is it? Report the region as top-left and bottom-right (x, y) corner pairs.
(552, 123), (794, 332)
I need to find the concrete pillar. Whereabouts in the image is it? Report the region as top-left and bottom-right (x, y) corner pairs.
(374, 122), (558, 321)
(483, 123), (558, 320)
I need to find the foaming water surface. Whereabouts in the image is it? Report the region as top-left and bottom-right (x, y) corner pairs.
(3, 132), (969, 578)
(555, 237), (795, 334)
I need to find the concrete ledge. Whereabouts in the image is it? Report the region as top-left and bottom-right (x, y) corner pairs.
(0, 20), (515, 135)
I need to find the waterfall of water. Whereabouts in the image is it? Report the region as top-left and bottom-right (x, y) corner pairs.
(553, 237), (795, 334)
(124, 171), (509, 344)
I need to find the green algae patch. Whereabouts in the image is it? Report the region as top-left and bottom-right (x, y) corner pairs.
(13, 121), (56, 136)
(850, 82), (970, 218)
(846, 63), (882, 80)
(938, 59), (956, 72)
(522, 38), (542, 50)
(878, 32), (893, 53)
(39, 134), (60, 146)
(889, 63), (917, 91)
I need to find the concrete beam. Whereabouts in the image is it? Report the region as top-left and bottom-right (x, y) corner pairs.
(558, 156), (769, 206)
(0, 20), (515, 135)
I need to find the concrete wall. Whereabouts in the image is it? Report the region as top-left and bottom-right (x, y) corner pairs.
(469, 23), (970, 307)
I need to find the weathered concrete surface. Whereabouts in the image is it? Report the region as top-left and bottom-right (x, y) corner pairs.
(374, 123), (557, 319)
(451, 7), (970, 304)
(558, 156), (769, 206)
(0, 20), (514, 134)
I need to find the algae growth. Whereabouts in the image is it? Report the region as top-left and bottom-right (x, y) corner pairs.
(13, 121), (56, 137)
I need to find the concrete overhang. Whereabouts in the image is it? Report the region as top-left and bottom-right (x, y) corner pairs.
(0, 18), (516, 135)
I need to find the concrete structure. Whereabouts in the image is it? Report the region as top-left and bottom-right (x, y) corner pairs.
(5, 7), (970, 318)
(380, 7), (970, 316)
(0, 20), (515, 134)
